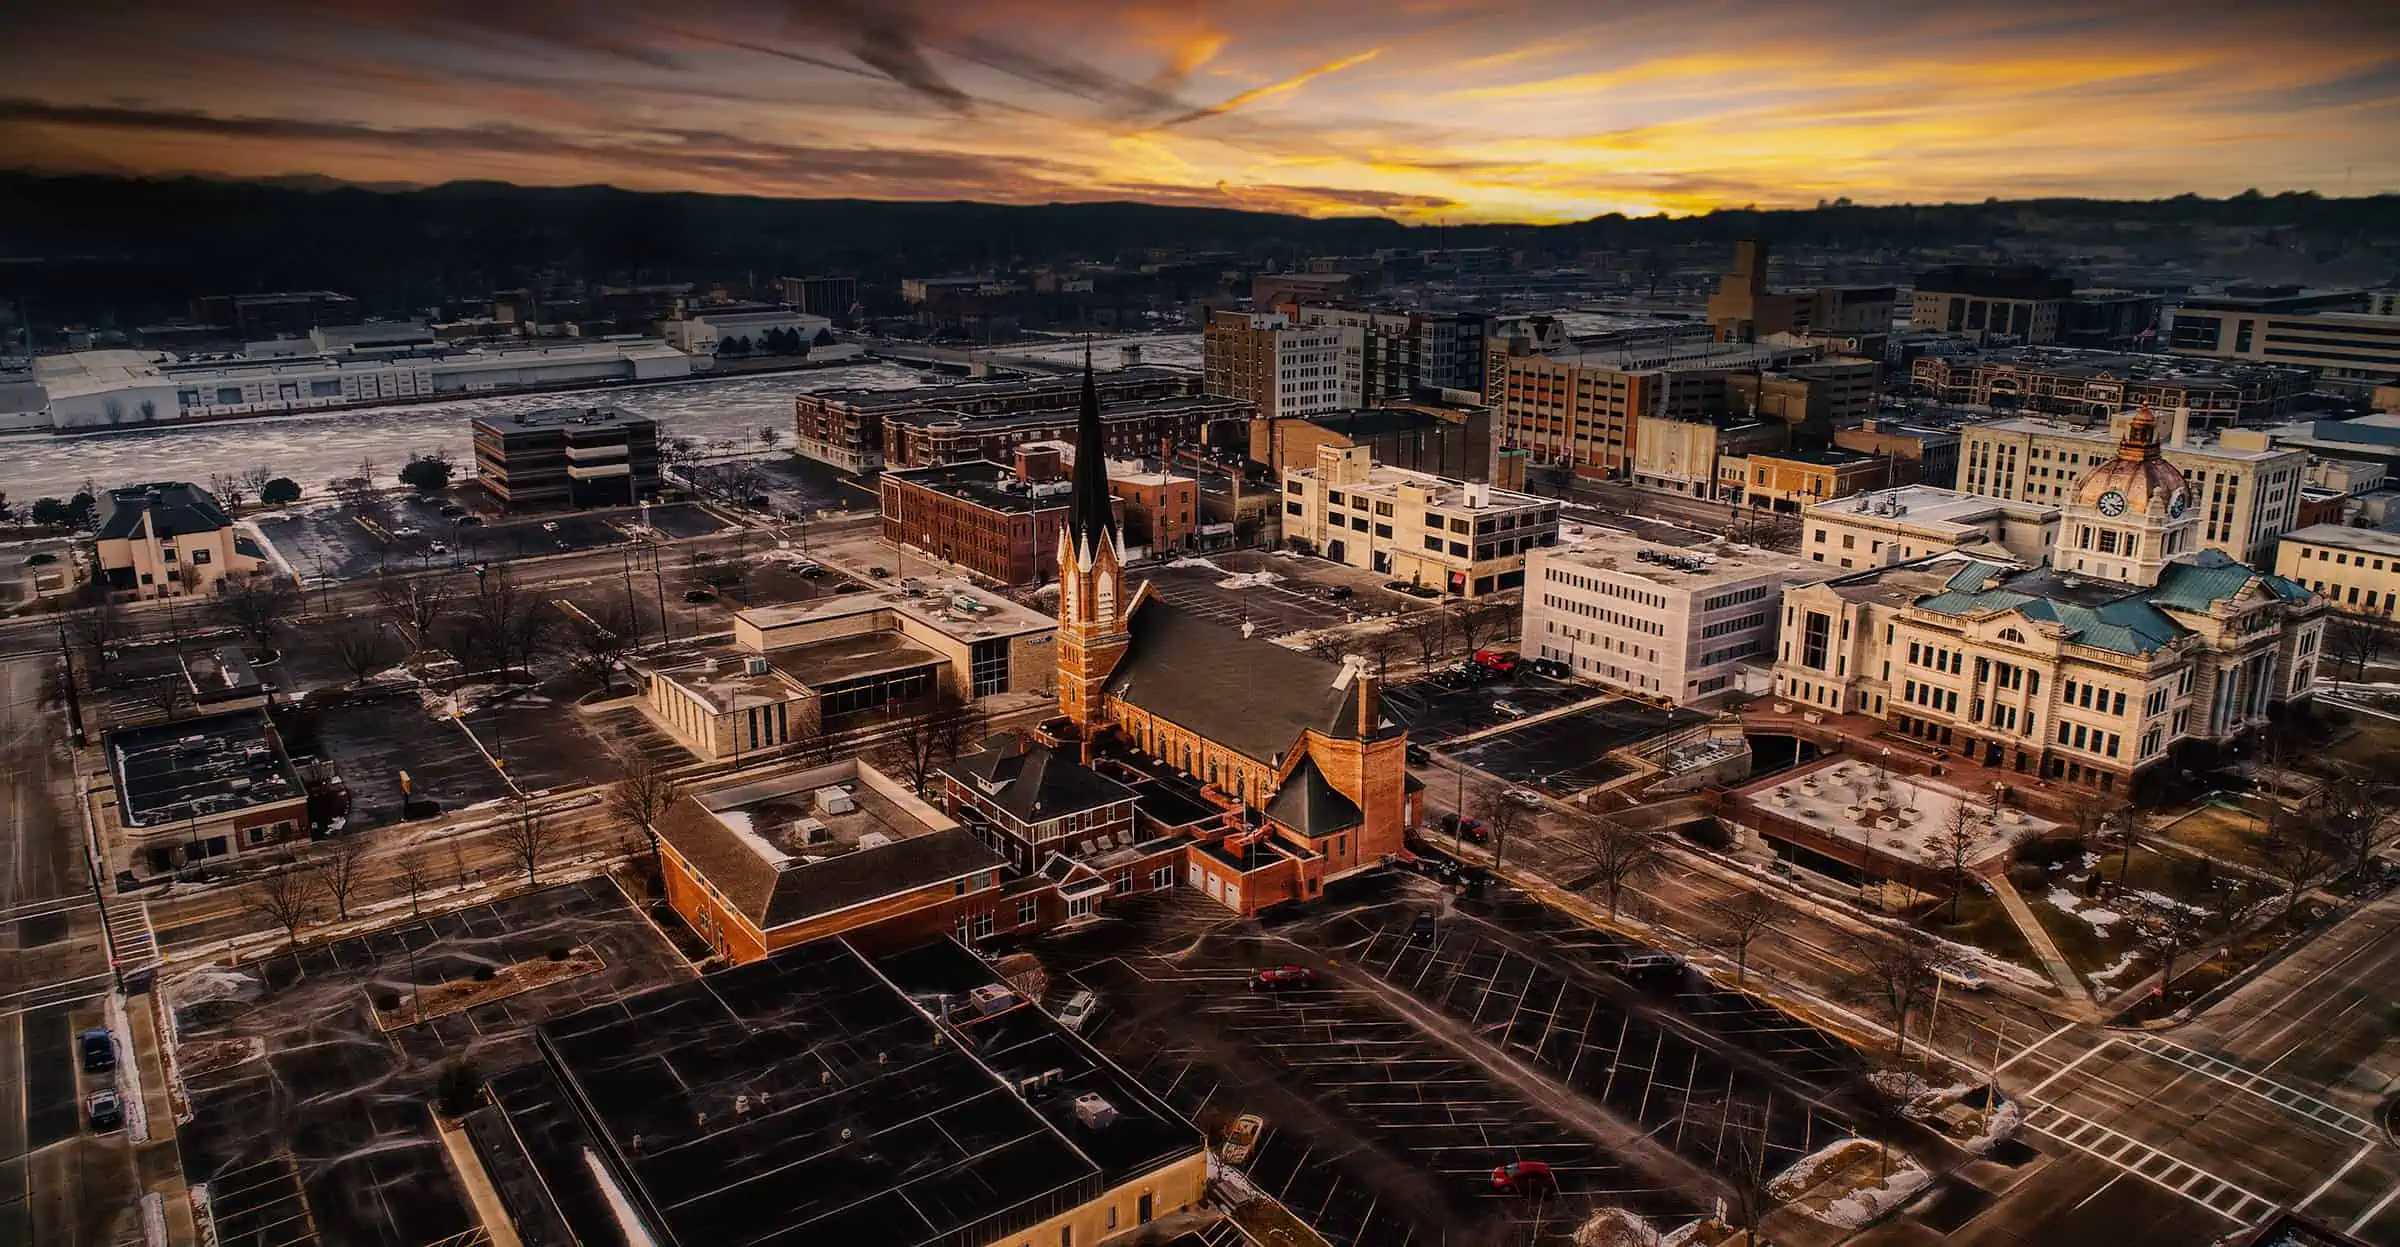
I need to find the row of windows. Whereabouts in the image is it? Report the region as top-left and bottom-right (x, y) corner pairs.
(2056, 720), (2123, 758)
(1699, 611), (1767, 639)
(2061, 678), (2127, 717)
(1701, 585), (1772, 611)
(1540, 593), (1665, 636)
(1552, 570), (1666, 610)
(1902, 679), (1959, 713)
(2295, 545), (2394, 571)
(2303, 580), (2400, 615)
(1909, 641), (1964, 674)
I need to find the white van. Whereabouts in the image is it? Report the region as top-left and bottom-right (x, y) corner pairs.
(1056, 991), (1098, 1031)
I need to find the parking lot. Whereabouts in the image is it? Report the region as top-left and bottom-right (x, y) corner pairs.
(1383, 674), (1595, 744)
(255, 497), (727, 584)
(1447, 701), (1710, 794)
(168, 878), (690, 1247)
(1030, 874), (1872, 1246)
(1134, 551), (1425, 639)
(299, 689), (515, 828)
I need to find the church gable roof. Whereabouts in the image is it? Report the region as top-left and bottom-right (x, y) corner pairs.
(1104, 597), (1368, 765)
(1264, 757), (1363, 839)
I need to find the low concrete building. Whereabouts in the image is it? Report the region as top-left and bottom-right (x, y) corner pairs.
(92, 482), (269, 600)
(1723, 448), (1889, 512)
(630, 580), (1055, 763)
(1804, 486), (2060, 571)
(1832, 420), (1962, 489)
(2277, 524), (2400, 619)
(1524, 529), (1817, 704)
(105, 708), (313, 876)
(1280, 443), (1559, 596)
(1250, 402), (1492, 481)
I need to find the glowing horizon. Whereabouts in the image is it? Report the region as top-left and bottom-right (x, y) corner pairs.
(1, 1), (2394, 224)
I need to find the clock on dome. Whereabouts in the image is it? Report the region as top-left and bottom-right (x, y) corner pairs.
(2096, 490), (2128, 517)
(2167, 488), (2189, 518)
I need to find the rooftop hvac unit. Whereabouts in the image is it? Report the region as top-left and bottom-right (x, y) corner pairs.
(855, 831), (892, 850)
(815, 786), (856, 815)
(745, 656), (770, 676)
(968, 984), (1016, 1015)
(1073, 1093), (1118, 1129)
(795, 817), (832, 844)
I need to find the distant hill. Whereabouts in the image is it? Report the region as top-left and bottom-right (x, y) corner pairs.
(0, 172), (2393, 327)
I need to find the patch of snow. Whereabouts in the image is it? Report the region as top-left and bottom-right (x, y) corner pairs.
(104, 992), (150, 1143)
(1217, 570), (1283, 590)
(1571, 1208), (1663, 1247)
(2086, 948), (2144, 986)
(1818, 1162), (1931, 1230)
(2044, 887), (2123, 930)
(713, 809), (794, 867)
(584, 1147), (662, 1247)
(1167, 556), (1225, 573)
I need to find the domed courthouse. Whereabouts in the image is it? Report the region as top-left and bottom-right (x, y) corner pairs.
(1773, 408), (2326, 795)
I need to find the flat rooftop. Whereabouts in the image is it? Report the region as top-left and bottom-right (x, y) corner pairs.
(471, 404), (653, 434)
(491, 937), (1197, 1247)
(801, 366), (1193, 412)
(1540, 525), (1815, 588)
(1806, 551), (2001, 606)
(656, 760), (996, 931)
(1944, 345), (2309, 385)
(886, 460), (1073, 514)
(1741, 757), (2057, 870)
(1294, 462), (1552, 514)
(1807, 486), (2057, 533)
(1750, 447), (1878, 468)
(889, 394), (1235, 431)
(1970, 415), (2294, 462)
(1527, 340), (1818, 372)
(2283, 524), (2400, 557)
(108, 708), (304, 828)
(739, 577), (1054, 643)
(647, 649), (794, 714)
(768, 631), (946, 688)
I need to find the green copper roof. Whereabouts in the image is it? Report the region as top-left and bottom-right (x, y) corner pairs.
(1911, 550), (2312, 656)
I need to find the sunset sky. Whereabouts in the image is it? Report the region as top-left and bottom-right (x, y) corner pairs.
(3, 0), (2395, 222)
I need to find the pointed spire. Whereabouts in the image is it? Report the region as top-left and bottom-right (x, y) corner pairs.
(1067, 339), (1117, 561)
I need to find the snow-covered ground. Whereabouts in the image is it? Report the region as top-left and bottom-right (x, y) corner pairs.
(979, 332), (1201, 371)
(0, 362), (932, 502)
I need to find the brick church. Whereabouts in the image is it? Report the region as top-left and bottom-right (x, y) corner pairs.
(945, 358), (1421, 916)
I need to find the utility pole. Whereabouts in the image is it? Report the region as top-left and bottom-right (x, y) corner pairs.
(56, 622), (85, 745)
(620, 548), (641, 648)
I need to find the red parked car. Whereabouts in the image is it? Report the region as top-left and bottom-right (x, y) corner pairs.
(1254, 965), (1320, 989)
(1472, 649), (1520, 675)
(1491, 1160), (1554, 1193)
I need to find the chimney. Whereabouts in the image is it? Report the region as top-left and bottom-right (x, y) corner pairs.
(1356, 670), (1380, 736)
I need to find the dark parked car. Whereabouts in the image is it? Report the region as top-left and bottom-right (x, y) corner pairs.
(682, 587), (718, 603)
(1405, 744), (1431, 766)
(452, 514), (484, 527)
(1409, 914), (1438, 945)
(868, 566), (892, 579)
(1528, 657), (1572, 679)
(797, 564), (827, 579)
(79, 1028), (114, 1073)
(1253, 965), (1320, 990)
(1322, 585), (1354, 600)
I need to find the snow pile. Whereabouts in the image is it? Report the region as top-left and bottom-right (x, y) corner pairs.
(2044, 887), (2124, 931)
(1571, 1208), (1662, 1247)
(1768, 1139), (1874, 1201)
(1959, 1096), (2025, 1155)
(1818, 1162), (1930, 1229)
(1217, 570), (1283, 590)
(1167, 556), (1225, 573)
(2087, 948), (2144, 986)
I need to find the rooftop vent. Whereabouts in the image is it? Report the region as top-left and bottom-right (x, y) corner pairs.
(1073, 1093), (1118, 1129)
(745, 656), (770, 676)
(968, 984), (1017, 1015)
(814, 786), (856, 815)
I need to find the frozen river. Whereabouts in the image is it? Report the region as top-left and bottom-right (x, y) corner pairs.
(0, 331), (1201, 503)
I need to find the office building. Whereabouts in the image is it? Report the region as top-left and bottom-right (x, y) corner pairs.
(794, 367), (1206, 471)
(1525, 529), (1815, 703)
(1909, 264), (2075, 344)
(2248, 413), (2400, 473)
(1955, 412), (2305, 566)
(2165, 301), (2400, 393)
(1629, 416), (1789, 497)
(1280, 444), (1559, 596)
(482, 938), (1206, 1247)
(1772, 411), (2325, 793)
(1910, 346), (2310, 428)
(1250, 401), (1493, 481)
(883, 395), (1244, 472)
(1832, 420), (1961, 488)
(190, 291), (362, 341)
(1725, 358), (1881, 431)
(1492, 340), (1824, 479)
(1720, 448), (1889, 512)
(470, 405), (661, 508)
(879, 446), (1146, 585)
(2065, 291), (2165, 350)
(2276, 525), (2400, 618)
(778, 274), (860, 319)
(1706, 240), (1895, 343)
(1804, 486), (2059, 570)
(92, 482), (269, 600)
(106, 708), (313, 876)
(1291, 306), (1491, 401)
(1202, 310), (1352, 420)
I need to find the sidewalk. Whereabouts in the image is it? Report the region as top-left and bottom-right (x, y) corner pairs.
(1987, 873), (2091, 1006)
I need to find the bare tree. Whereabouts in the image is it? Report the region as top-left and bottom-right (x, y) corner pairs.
(2134, 895), (2215, 999)
(70, 595), (124, 674)
(605, 751), (683, 869)
(213, 575), (304, 652)
(1479, 796), (1528, 876)
(1572, 816), (1664, 920)
(1449, 602), (1498, 654)
(1847, 932), (1942, 1060)
(1354, 627), (1403, 682)
(331, 618), (403, 683)
(396, 850), (434, 919)
(567, 595), (637, 692)
(2322, 614), (2388, 682)
(374, 574), (452, 647)
(316, 834), (369, 922)
(1397, 612), (1448, 667)
(1937, 800), (1989, 922)
(243, 861), (318, 945)
(445, 566), (555, 675)
(495, 800), (552, 887)
(878, 688), (985, 795)
(1714, 889), (1779, 985)
(2314, 774), (2396, 882)
(1303, 631), (1350, 663)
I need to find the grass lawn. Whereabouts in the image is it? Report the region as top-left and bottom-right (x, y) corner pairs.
(2322, 712), (2400, 771)
(1922, 885), (2043, 974)
(2152, 798), (2281, 873)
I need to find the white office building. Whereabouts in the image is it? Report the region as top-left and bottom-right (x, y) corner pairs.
(1804, 486), (2060, 572)
(1524, 528), (1818, 704)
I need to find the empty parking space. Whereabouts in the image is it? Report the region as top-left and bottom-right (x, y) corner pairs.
(306, 690), (513, 828)
(1132, 552), (1423, 639)
(1382, 678), (1593, 744)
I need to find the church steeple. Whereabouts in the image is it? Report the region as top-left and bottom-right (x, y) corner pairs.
(1055, 345), (1129, 736)
(1066, 347), (1119, 567)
